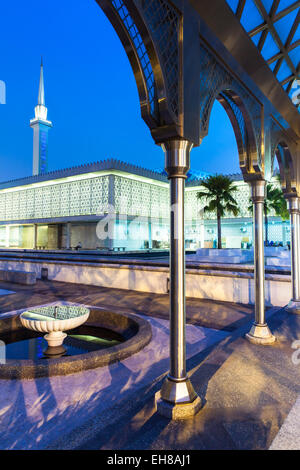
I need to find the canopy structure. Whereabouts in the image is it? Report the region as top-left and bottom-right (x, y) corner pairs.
(226, 0), (300, 105)
(95, 0), (300, 417)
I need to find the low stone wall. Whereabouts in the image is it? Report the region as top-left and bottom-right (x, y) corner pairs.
(193, 248), (254, 264)
(0, 269), (36, 285)
(0, 257), (291, 307)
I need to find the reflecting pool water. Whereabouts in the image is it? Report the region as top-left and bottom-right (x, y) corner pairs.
(3, 325), (124, 360)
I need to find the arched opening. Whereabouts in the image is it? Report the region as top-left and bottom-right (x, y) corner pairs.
(190, 89), (258, 250)
(274, 141), (296, 194)
(263, 141), (296, 251)
(192, 100), (240, 174)
(216, 89), (258, 176)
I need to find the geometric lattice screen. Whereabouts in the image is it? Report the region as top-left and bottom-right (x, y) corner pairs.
(186, 183), (252, 221)
(0, 176), (110, 221)
(114, 176), (169, 219)
(0, 173), (282, 223)
(226, 0), (300, 107)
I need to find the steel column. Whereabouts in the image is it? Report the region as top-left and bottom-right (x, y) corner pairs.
(155, 139), (201, 419)
(33, 224), (37, 250)
(148, 219), (152, 250)
(286, 197), (300, 313)
(246, 180), (276, 345)
(297, 208), (300, 299)
(66, 222), (71, 250)
(5, 226), (9, 248)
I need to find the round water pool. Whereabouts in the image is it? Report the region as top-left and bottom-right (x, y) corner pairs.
(2, 324), (125, 360)
(0, 307), (152, 379)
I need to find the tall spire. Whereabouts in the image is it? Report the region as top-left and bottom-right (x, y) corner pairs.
(38, 57), (45, 106)
(30, 58), (53, 175)
(32, 57), (49, 122)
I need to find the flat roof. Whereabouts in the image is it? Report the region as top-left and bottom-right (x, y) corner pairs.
(0, 159), (243, 191)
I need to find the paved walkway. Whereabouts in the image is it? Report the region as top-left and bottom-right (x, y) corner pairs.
(0, 279), (255, 332)
(67, 307), (299, 451)
(0, 280), (299, 450)
(0, 303), (228, 450)
(269, 394), (300, 449)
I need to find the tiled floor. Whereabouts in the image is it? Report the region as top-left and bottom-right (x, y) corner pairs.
(0, 303), (228, 450)
(0, 279), (255, 331)
(270, 394), (300, 449)
(75, 308), (300, 451)
(0, 280), (298, 450)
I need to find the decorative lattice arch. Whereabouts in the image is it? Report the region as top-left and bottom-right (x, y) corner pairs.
(270, 118), (297, 193)
(98, 0), (182, 129)
(198, 43), (263, 176)
(138, 0), (181, 120)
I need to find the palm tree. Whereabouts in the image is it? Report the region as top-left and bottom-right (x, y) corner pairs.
(264, 183), (289, 245)
(248, 178), (289, 245)
(197, 174), (239, 249)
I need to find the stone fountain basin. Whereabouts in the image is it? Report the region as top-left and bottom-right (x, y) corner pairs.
(20, 310), (90, 334)
(0, 307), (152, 379)
(20, 306), (90, 350)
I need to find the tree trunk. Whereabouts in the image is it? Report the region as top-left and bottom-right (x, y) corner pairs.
(217, 212), (222, 249)
(264, 206), (268, 246)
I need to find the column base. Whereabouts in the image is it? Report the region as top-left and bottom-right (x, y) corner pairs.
(155, 376), (202, 419)
(286, 300), (300, 314)
(245, 323), (276, 345)
(155, 391), (202, 420)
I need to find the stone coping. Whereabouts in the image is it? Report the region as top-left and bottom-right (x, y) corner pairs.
(0, 256), (291, 282)
(0, 269), (36, 285)
(0, 251), (291, 273)
(0, 305), (152, 380)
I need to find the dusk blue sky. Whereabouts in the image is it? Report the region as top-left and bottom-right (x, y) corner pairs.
(0, 0), (240, 183)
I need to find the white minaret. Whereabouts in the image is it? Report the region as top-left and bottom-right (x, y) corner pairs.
(30, 58), (52, 175)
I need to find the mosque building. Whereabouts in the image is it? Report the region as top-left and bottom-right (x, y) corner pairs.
(0, 63), (289, 251)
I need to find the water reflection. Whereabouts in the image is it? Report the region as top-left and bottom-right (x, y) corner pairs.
(3, 326), (124, 360)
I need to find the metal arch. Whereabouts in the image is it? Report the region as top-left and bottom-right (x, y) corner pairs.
(193, 0), (300, 140)
(222, 89), (264, 177)
(217, 90), (258, 178)
(136, 0), (182, 125)
(198, 44), (263, 178)
(95, 0), (182, 133)
(270, 119), (297, 192)
(198, 44), (262, 154)
(203, 85), (248, 169)
(95, 0), (160, 128)
(275, 143), (297, 193)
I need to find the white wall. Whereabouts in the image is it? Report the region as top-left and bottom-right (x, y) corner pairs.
(0, 258), (291, 307)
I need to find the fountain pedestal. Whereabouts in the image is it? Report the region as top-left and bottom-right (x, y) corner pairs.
(20, 305), (90, 356)
(44, 331), (67, 348)
(44, 332), (68, 356)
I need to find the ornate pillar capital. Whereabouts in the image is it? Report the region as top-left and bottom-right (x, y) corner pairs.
(162, 140), (193, 179)
(286, 195), (300, 214)
(249, 179), (266, 203)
